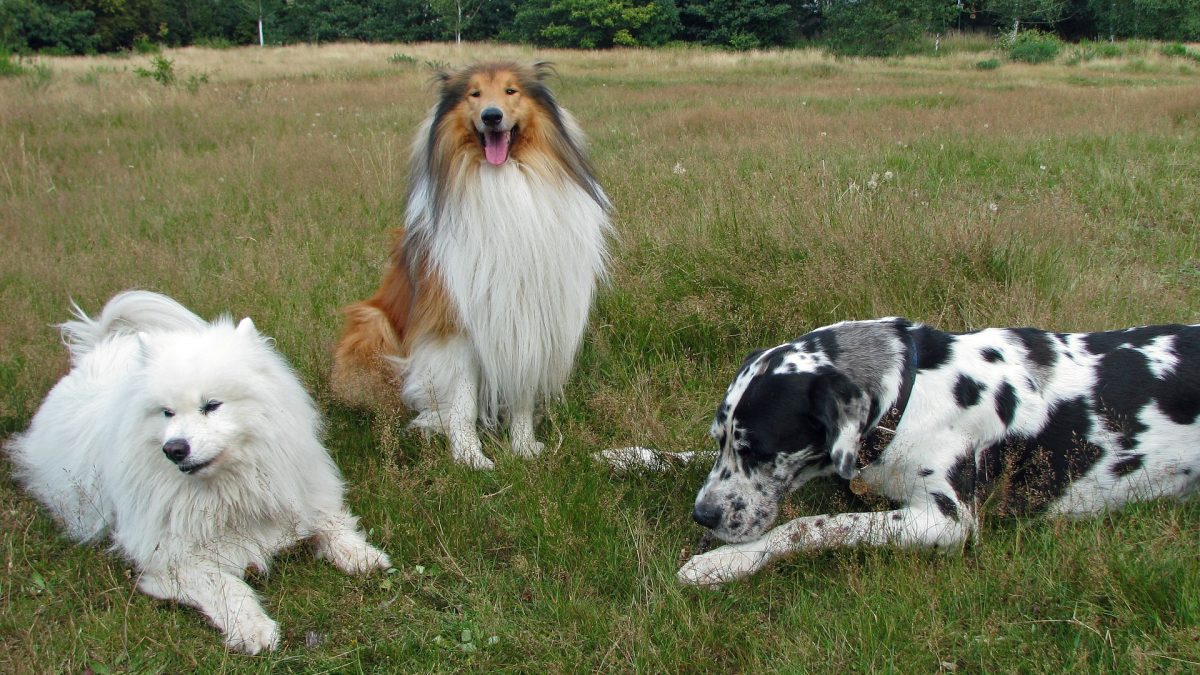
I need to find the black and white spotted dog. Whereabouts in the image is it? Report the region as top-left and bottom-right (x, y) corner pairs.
(678, 317), (1200, 585)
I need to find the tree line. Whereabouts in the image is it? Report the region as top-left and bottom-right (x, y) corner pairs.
(3, 1), (1199, 56)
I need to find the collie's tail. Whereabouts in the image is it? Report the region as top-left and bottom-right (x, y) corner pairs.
(59, 290), (207, 363)
(332, 301), (406, 408)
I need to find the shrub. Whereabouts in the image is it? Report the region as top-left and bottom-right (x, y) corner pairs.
(132, 35), (160, 54)
(976, 58), (1001, 70)
(134, 54), (175, 85)
(1004, 29), (1061, 64)
(0, 51), (25, 77)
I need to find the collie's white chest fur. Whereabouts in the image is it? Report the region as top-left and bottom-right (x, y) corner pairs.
(422, 163), (610, 419)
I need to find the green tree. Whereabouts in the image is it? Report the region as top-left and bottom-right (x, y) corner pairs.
(1, 0), (99, 53)
(1087, 0), (1200, 41)
(821, 0), (957, 57)
(678, 0), (815, 49)
(986, 0), (1069, 38)
(512, 0), (679, 48)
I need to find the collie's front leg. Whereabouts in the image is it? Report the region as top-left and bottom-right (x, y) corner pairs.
(404, 337), (494, 470)
(510, 408), (545, 459)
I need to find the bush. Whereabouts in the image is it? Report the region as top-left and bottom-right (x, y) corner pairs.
(1004, 29), (1061, 64)
(976, 58), (1001, 70)
(133, 54), (175, 85)
(0, 51), (25, 77)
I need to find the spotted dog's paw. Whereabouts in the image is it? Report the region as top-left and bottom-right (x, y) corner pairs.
(676, 543), (769, 586)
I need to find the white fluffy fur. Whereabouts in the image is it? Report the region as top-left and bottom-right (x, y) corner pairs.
(7, 291), (390, 654)
(397, 112), (611, 468)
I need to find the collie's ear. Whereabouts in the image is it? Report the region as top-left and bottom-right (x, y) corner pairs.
(236, 317), (257, 336)
(531, 61), (557, 81)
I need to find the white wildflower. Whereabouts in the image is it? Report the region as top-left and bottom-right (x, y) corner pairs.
(672, 162), (686, 175)
(988, 202), (999, 213)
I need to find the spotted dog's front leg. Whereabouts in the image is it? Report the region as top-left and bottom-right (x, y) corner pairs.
(678, 502), (972, 586)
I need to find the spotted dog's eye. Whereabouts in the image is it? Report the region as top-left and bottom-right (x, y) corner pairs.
(505, 88), (517, 95)
(469, 90), (481, 98)
(201, 400), (223, 415)
(162, 408), (175, 418)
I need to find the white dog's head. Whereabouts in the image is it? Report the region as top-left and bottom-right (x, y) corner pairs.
(135, 317), (309, 478)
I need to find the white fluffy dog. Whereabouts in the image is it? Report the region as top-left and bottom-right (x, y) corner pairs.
(6, 291), (390, 654)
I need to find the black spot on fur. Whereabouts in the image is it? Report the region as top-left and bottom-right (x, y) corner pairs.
(732, 370), (858, 473)
(932, 492), (959, 522)
(911, 325), (953, 371)
(891, 513), (903, 521)
(994, 381), (1018, 427)
(797, 328), (840, 362)
(981, 348), (1004, 363)
(1082, 324), (1186, 354)
(1110, 454), (1144, 478)
(947, 454), (976, 503)
(976, 397), (1105, 514)
(1010, 328), (1057, 370)
(1093, 348), (1154, 449)
(954, 374), (985, 408)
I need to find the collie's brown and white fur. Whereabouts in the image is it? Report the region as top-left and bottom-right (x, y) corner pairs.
(333, 62), (611, 469)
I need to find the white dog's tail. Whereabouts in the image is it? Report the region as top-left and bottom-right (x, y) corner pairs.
(60, 290), (208, 363)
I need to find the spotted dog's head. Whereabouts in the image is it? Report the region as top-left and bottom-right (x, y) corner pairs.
(692, 338), (877, 543)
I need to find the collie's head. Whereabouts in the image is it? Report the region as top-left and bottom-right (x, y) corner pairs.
(419, 61), (608, 210)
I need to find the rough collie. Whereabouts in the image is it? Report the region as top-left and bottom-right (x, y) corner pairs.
(7, 291), (390, 653)
(333, 62), (612, 469)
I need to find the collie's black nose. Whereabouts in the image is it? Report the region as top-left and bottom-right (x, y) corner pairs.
(693, 502), (723, 529)
(163, 438), (190, 464)
(481, 107), (504, 126)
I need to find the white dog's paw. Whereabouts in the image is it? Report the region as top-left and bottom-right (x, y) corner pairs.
(511, 437), (545, 459)
(329, 539), (391, 575)
(225, 614), (280, 655)
(677, 544), (769, 586)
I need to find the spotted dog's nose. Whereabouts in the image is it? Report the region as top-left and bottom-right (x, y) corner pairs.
(693, 502), (723, 529)
(481, 107), (504, 127)
(163, 438), (190, 464)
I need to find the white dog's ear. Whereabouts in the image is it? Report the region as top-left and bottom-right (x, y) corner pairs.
(811, 371), (869, 480)
(136, 331), (154, 361)
(236, 317), (257, 336)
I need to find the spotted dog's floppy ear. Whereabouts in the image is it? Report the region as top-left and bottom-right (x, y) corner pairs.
(809, 370), (870, 479)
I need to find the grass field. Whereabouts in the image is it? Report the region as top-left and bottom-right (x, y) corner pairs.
(2, 41), (1200, 672)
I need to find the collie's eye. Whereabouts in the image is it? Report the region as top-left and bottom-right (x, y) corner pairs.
(505, 88), (517, 95)
(469, 90), (481, 98)
(162, 408), (175, 418)
(202, 400), (223, 414)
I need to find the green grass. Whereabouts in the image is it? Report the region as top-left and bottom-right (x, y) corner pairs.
(2, 43), (1199, 672)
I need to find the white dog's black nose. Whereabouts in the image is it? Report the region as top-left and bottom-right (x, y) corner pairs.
(481, 107), (503, 127)
(693, 502), (723, 529)
(163, 438), (190, 464)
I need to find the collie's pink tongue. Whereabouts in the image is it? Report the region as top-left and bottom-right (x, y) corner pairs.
(484, 130), (510, 166)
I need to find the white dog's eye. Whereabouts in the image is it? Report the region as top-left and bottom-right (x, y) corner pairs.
(202, 400), (223, 415)
(162, 408), (175, 418)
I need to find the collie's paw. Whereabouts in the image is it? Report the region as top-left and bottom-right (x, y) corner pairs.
(511, 437), (545, 459)
(226, 614), (280, 655)
(677, 545), (768, 586)
(453, 446), (495, 470)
